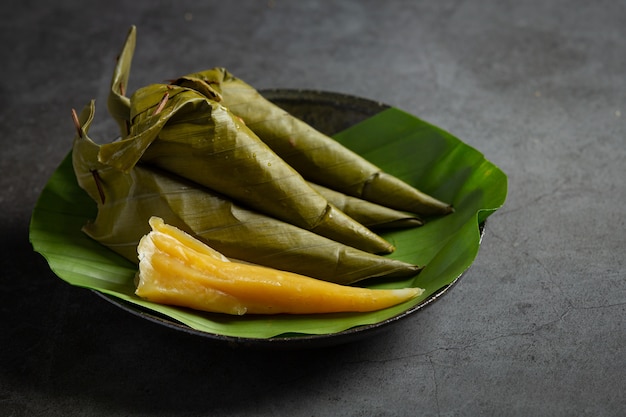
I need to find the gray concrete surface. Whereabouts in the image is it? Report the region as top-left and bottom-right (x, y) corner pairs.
(1, 0), (624, 416)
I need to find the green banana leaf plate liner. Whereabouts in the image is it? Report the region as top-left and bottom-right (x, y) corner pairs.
(30, 90), (507, 348)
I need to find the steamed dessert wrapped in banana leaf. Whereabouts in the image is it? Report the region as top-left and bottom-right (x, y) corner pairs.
(98, 83), (393, 254)
(73, 102), (421, 284)
(136, 216), (424, 315)
(176, 69), (453, 216)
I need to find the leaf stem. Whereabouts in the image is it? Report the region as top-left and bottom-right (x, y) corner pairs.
(152, 91), (170, 115)
(70, 109), (82, 138)
(90, 169), (106, 205)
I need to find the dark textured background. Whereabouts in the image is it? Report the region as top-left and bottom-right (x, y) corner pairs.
(2, 1), (625, 416)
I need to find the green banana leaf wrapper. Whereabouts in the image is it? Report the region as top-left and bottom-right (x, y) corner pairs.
(99, 83), (394, 254)
(177, 68), (453, 216)
(73, 101), (420, 284)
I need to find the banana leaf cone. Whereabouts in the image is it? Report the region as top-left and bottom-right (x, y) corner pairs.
(175, 69), (454, 216)
(309, 183), (423, 230)
(72, 101), (421, 284)
(97, 83), (394, 254)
